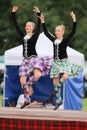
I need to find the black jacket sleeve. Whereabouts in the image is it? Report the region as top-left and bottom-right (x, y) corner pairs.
(65, 22), (77, 43)
(42, 22), (55, 42)
(33, 12), (41, 40)
(11, 12), (25, 38)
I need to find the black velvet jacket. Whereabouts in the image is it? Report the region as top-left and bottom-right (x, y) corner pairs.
(42, 22), (77, 60)
(11, 12), (41, 58)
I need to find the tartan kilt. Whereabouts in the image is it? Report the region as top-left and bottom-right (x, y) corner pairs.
(19, 56), (53, 77)
(50, 58), (83, 78)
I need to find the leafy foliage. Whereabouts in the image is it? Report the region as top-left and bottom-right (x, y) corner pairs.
(0, 0), (87, 59)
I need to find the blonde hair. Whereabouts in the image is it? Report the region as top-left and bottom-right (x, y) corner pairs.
(26, 21), (35, 29)
(30, 22), (35, 29)
(55, 24), (65, 32)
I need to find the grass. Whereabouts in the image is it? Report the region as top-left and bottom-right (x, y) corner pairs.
(82, 98), (87, 111)
(0, 94), (87, 110)
(0, 94), (3, 106)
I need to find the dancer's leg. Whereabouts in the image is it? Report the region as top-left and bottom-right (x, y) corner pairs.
(54, 74), (69, 110)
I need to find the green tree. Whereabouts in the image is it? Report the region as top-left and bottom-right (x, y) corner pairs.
(0, 0), (12, 54)
(0, 0), (87, 60)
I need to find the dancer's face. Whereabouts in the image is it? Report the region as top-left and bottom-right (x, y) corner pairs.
(25, 22), (35, 34)
(55, 25), (65, 39)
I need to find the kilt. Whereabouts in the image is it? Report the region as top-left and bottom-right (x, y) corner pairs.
(50, 58), (83, 78)
(19, 56), (53, 77)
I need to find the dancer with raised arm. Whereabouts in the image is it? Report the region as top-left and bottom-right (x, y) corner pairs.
(11, 6), (53, 107)
(39, 11), (83, 110)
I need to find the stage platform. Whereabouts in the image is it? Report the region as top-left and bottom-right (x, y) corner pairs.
(0, 107), (87, 129)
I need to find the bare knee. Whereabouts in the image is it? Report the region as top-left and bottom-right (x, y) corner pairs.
(62, 74), (69, 81)
(33, 68), (42, 80)
(20, 76), (26, 85)
(53, 77), (59, 86)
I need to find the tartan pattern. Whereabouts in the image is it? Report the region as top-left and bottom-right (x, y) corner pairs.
(19, 56), (53, 103)
(19, 56), (53, 77)
(57, 78), (64, 87)
(55, 85), (62, 102)
(24, 92), (31, 103)
(0, 118), (87, 130)
(50, 58), (83, 78)
(70, 63), (83, 78)
(26, 75), (36, 86)
(23, 76), (37, 103)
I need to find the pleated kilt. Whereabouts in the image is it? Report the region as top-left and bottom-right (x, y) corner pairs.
(50, 58), (83, 78)
(19, 55), (53, 77)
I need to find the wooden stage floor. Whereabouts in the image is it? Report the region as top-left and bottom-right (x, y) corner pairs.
(0, 107), (87, 122)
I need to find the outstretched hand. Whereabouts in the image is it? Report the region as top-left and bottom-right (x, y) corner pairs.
(12, 6), (19, 12)
(70, 11), (76, 22)
(33, 6), (40, 13)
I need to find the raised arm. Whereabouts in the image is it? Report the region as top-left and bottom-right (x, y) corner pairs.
(33, 6), (40, 14)
(33, 6), (41, 38)
(66, 11), (77, 41)
(70, 11), (76, 22)
(39, 14), (55, 42)
(11, 6), (24, 38)
(12, 5), (19, 13)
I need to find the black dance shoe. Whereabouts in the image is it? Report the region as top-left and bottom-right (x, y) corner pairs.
(54, 100), (63, 110)
(43, 91), (57, 106)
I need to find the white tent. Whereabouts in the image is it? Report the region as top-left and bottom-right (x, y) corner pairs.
(84, 61), (87, 74)
(5, 32), (84, 67)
